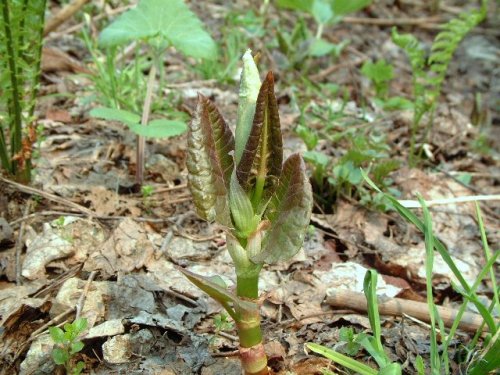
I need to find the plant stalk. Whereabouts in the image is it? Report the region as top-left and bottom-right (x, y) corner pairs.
(235, 264), (268, 374)
(2, 0), (23, 176)
(136, 63), (156, 185)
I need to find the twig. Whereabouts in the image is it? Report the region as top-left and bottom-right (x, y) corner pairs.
(15, 202), (32, 285)
(44, 0), (90, 36)
(136, 63), (157, 185)
(162, 288), (198, 307)
(8, 211), (180, 227)
(0, 176), (95, 217)
(399, 194), (500, 208)
(30, 307), (74, 339)
(46, 4), (133, 39)
(310, 57), (366, 81)
(342, 16), (441, 27)
(158, 211), (194, 260)
(326, 289), (497, 333)
(75, 270), (98, 320)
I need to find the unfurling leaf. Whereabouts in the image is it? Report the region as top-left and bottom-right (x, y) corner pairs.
(187, 95), (235, 226)
(235, 50), (261, 164)
(251, 154), (313, 264)
(237, 71), (283, 206)
(229, 173), (260, 236)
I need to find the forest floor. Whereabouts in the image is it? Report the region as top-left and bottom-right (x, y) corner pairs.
(0, 0), (499, 374)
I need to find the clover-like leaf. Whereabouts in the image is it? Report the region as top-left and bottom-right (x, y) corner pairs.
(98, 0), (217, 60)
(251, 154), (313, 264)
(237, 71), (283, 206)
(187, 94), (234, 226)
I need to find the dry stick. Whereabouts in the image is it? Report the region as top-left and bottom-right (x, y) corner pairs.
(342, 16), (441, 27)
(46, 4), (133, 39)
(136, 63), (157, 185)
(43, 0), (90, 36)
(310, 57), (366, 81)
(15, 202), (32, 285)
(326, 289), (496, 333)
(14, 270), (97, 363)
(158, 211), (193, 260)
(0, 176), (95, 217)
(75, 270), (98, 320)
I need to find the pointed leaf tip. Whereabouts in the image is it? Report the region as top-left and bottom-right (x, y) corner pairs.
(237, 71), (283, 200)
(187, 95), (234, 226)
(251, 153), (313, 264)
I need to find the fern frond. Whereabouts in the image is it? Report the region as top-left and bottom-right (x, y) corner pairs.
(427, 8), (486, 102)
(391, 3), (487, 165)
(0, 0), (46, 180)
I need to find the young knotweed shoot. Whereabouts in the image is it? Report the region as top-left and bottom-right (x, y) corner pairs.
(179, 50), (313, 375)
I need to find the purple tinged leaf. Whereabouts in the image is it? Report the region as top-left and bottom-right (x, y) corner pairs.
(250, 153), (313, 264)
(237, 72), (283, 203)
(187, 94), (234, 226)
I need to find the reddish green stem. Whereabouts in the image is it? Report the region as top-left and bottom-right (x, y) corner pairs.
(235, 267), (268, 375)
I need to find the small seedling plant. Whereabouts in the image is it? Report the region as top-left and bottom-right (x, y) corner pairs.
(89, 0), (217, 185)
(307, 270), (402, 375)
(276, 0), (371, 66)
(49, 318), (87, 375)
(179, 50), (313, 375)
(361, 60), (413, 111)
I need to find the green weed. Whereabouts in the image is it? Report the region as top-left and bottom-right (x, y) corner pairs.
(49, 318), (87, 375)
(88, 0), (217, 185)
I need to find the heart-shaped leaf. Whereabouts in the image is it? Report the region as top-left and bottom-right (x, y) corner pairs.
(98, 0), (217, 60)
(127, 119), (187, 138)
(237, 71), (283, 206)
(251, 153), (313, 264)
(187, 94), (234, 226)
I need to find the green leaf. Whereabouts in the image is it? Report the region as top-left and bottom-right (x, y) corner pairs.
(276, 0), (314, 12)
(229, 172), (259, 236)
(126, 119), (187, 138)
(379, 363), (402, 375)
(187, 94), (234, 226)
(312, 0), (333, 25)
(98, 0), (217, 60)
(252, 154), (313, 264)
(49, 327), (66, 343)
(70, 341), (85, 355)
(72, 318), (88, 334)
(176, 266), (258, 320)
(306, 343), (378, 375)
(235, 50), (261, 164)
(90, 107), (140, 124)
(237, 71), (283, 206)
(361, 60), (394, 84)
(74, 361), (85, 375)
(331, 0), (372, 17)
(308, 38), (337, 57)
(52, 348), (69, 365)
